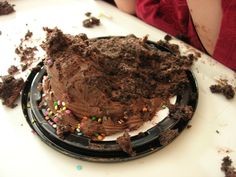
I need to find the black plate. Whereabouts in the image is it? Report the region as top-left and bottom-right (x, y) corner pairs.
(21, 41), (198, 162)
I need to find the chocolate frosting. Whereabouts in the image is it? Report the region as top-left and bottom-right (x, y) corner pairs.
(41, 27), (193, 138)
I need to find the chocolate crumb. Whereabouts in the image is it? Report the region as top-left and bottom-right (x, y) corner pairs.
(0, 30), (2, 35)
(187, 125), (192, 129)
(24, 30), (33, 40)
(82, 16), (100, 28)
(221, 156), (236, 177)
(216, 130), (220, 134)
(0, 1), (15, 15)
(7, 65), (19, 75)
(0, 75), (24, 108)
(85, 12), (91, 17)
(164, 34), (172, 42)
(15, 30), (37, 71)
(21, 63), (28, 71)
(210, 84), (235, 99)
(116, 131), (135, 156)
(159, 129), (179, 146)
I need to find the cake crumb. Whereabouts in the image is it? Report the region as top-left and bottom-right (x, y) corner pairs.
(187, 125), (192, 129)
(82, 12), (100, 28)
(164, 34), (172, 42)
(7, 65), (19, 75)
(210, 83), (235, 99)
(0, 1), (15, 15)
(0, 75), (24, 108)
(221, 156), (236, 177)
(116, 131), (135, 156)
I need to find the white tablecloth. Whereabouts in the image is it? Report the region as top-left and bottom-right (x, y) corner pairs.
(0, 0), (236, 177)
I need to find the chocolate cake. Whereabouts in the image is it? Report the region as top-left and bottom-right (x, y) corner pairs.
(40, 27), (194, 143)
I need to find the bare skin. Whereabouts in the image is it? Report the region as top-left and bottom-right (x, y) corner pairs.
(114, 0), (223, 55)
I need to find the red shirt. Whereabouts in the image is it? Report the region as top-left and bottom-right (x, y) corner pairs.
(136, 0), (236, 70)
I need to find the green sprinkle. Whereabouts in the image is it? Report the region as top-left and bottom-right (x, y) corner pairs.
(91, 116), (97, 121)
(94, 132), (99, 137)
(76, 165), (82, 171)
(54, 101), (58, 106)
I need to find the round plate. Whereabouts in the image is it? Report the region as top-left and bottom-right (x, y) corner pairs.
(21, 42), (198, 162)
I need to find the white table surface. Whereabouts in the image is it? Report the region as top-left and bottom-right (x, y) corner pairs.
(0, 0), (236, 177)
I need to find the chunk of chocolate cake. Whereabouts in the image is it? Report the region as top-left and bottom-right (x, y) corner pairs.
(0, 75), (24, 108)
(40, 27), (195, 143)
(210, 84), (235, 99)
(0, 1), (15, 15)
(116, 131), (135, 156)
(221, 156), (236, 177)
(7, 65), (19, 75)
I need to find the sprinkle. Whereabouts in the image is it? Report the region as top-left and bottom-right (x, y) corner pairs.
(44, 111), (48, 116)
(76, 165), (82, 171)
(94, 132), (99, 137)
(54, 105), (58, 110)
(62, 107), (67, 111)
(101, 133), (106, 137)
(47, 108), (51, 111)
(91, 116), (97, 121)
(97, 135), (104, 140)
(52, 124), (57, 128)
(48, 120), (54, 126)
(65, 110), (71, 114)
(47, 59), (53, 66)
(76, 128), (81, 132)
(80, 123), (84, 127)
(31, 119), (36, 124)
(54, 101), (58, 106)
(77, 124), (81, 128)
(62, 102), (66, 106)
(77, 132), (83, 136)
(57, 100), (61, 106)
(53, 117), (59, 123)
(98, 118), (102, 123)
(48, 111), (53, 116)
(45, 116), (50, 120)
(142, 107), (148, 112)
(83, 116), (88, 120)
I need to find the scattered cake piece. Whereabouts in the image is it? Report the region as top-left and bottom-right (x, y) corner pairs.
(7, 65), (19, 75)
(116, 131), (135, 156)
(210, 84), (235, 99)
(164, 34), (172, 42)
(82, 12), (100, 28)
(15, 30), (38, 71)
(221, 156), (236, 177)
(0, 75), (24, 108)
(159, 129), (179, 146)
(0, 1), (15, 15)
(168, 105), (193, 121)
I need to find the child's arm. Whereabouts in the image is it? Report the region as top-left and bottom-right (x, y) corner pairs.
(114, 0), (136, 14)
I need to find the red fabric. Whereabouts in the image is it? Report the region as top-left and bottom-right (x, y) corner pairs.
(136, 0), (236, 70)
